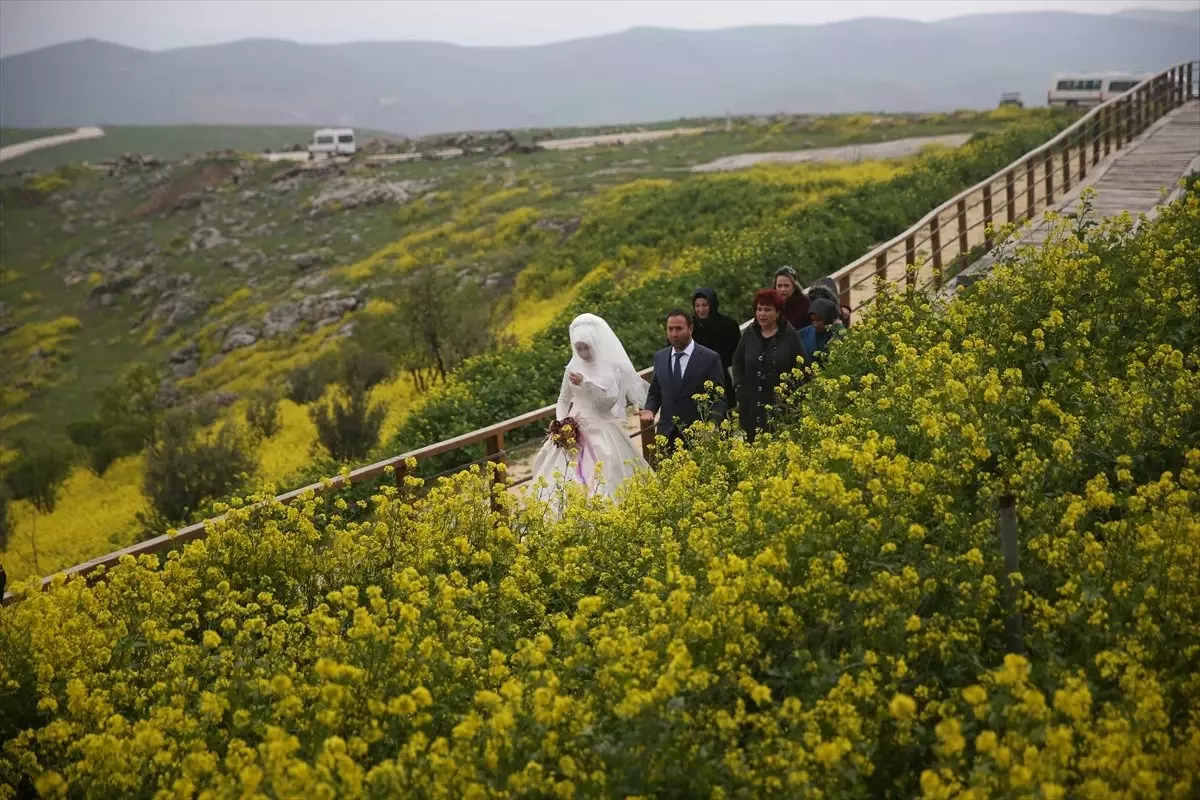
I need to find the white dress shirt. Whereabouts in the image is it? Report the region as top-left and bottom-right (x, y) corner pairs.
(671, 339), (695, 379)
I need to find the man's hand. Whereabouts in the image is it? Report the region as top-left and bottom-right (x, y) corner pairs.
(639, 409), (655, 425)
(568, 371), (584, 385)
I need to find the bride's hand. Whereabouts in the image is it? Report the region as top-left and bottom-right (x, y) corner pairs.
(568, 371), (584, 385)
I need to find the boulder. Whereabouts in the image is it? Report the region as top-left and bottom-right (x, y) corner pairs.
(149, 288), (210, 338)
(308, 177), (435, 215)
(292, 273), (328, 291)
(221, 324), (260, 353)
(290, 248), (333, 270)
(262, 303), (301, 339)
(88, 273), (138, 305)
(298, 290), (362, 325)
(190, 226), (232, 251)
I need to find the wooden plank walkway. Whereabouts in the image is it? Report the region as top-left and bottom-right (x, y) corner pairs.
(951, 99), (1200, 289)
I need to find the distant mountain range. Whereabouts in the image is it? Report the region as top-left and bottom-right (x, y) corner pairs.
(1, 8), (1197, 135)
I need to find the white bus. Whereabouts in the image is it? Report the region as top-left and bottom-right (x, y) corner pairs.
(1047, 73), (1148, 107)
(308, 128), (356, 158)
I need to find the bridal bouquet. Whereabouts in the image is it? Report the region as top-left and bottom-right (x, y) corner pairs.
(547, 417), (579, 453)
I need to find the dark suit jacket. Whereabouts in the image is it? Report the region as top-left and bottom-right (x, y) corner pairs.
(644, 342), (728, 436)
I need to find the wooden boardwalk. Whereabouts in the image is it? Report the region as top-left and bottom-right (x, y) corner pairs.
(952, 100), (1200, 288)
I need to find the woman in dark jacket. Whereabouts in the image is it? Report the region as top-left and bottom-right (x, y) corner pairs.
(774, 266), (811, 331)
(732, 289), (807, 442)
(692, 287), (741, 400)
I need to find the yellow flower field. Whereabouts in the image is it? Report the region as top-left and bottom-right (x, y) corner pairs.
(2, 184), (1195, 798)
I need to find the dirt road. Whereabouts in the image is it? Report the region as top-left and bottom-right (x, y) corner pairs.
(0, 126), (105, 163)
(538, 127), (710, 151)
(690, 132), (973, 172)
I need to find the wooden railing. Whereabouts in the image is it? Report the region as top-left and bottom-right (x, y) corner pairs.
(829, 59), (1198, 312)
(5, 59), (1197, 605)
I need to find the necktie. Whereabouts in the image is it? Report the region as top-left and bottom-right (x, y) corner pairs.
(673, 351), (684, 385)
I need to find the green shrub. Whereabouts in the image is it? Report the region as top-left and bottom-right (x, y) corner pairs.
(338, 342), (393, 394)
(311, 385), (387, 464)
(66, 364), (163, 476)
(2, 444), (73, 515)
(308, 345), (392, 463)
(285, 354), (339, 404)
(245, 386), (283, 439)
(141, 411), (256, 530)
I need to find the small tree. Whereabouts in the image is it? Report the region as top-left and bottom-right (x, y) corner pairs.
(3, 444), (74, 573)
(358, 264), (497, 392)
(245, 386), (283, 439)
(285, 354), (339, 404)
(67, 363), (164, 476)
(142, 412), (256, 529)
(310, 345), (389, 462)
(4, 446), (73, 516)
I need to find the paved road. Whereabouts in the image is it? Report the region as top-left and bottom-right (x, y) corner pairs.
(691, 132), (974, 173)
(0, 126), (105, 163)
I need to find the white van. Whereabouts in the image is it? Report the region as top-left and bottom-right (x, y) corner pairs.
(1047, 73), (1147, 107)
(308, 128), (356, 158)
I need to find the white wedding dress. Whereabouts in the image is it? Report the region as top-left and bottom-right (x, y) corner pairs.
(528, 314), (649, 510)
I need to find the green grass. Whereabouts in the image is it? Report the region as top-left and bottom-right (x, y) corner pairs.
(0, 125), (399, 174)
(0, 128), (72, 148)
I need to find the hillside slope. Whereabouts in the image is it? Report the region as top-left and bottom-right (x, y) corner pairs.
(1, 11), (1197, 133)
(0, 109), (1037, 581)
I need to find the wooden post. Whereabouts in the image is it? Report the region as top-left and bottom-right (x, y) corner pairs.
(998, 494), (1025, 655)
(1103, 104), (1112, 157)
(836, 272), (851, 312)
(1005, 169), (1016, 224)
(982, 183), (994, 249)
(640, 417), (656, 464)
(1025, 160), (1036, 220)
(1044, 151), (1054, 204)
(1062, 145), (1071, 194)
(929, 215), (942, 277)
(1188, 62), (1194, 103)
(905, 233), (917, 288)
(1078, 132), (1087, 182)
(485, 432), (505, 513)
(1091, 113), (1101, 166)
(485, 432), (505, 467)
(875, 250), (887, 282)
(955, 198), (968, 258)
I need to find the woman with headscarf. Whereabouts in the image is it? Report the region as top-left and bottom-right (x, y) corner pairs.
(528, 313), (649, 509)
(732, 289), (807, 442)
(691, 287), (741, 400)
(799, 298), (846, 366)
(807, 277), (852, 328)
(774, 266), (811, 331)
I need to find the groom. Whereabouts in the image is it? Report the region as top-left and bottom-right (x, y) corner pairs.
(641, 309), (728, 452)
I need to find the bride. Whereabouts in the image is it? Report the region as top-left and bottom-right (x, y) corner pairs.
(529, 313), (649, 508)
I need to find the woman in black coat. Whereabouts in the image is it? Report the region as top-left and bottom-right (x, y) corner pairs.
(692, 287), (741, 401)
(732, 289), (808, 442)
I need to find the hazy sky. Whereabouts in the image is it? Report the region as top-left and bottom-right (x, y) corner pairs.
(1, 0), (1196, 57)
